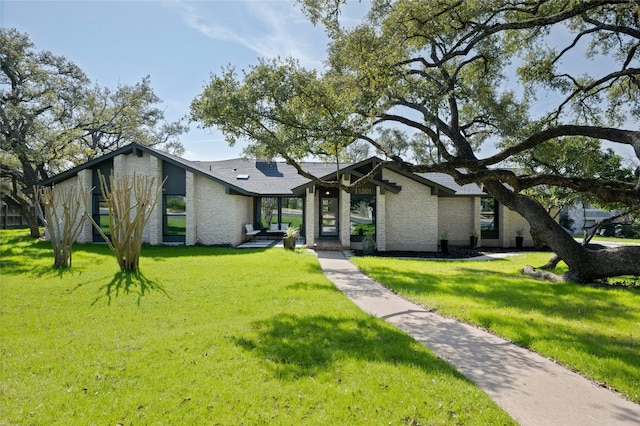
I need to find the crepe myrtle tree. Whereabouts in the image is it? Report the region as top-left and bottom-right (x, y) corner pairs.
(191, 0), (640, 283)
(86, 172), (164, 272)
(34, 183), (90, 268)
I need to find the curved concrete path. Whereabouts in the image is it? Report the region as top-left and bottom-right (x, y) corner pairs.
(315, 250), (640, 426)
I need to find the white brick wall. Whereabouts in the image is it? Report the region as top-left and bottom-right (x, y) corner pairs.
(77, 169), (93, 243)
(305, 187), (315, 246)
(112, 152), (163, 244)
(376, 186), (386, 251)
(192, 176), (251, 246)
(186, 171), (196, 245)
(496, 205), (533, 248)
(383, 170), (438, 251)
(438, 197), (476, 246)
(44, 171), (93, 243)
(339, 176), (351, 248)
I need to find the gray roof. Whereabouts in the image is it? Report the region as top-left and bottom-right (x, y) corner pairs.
(38, 142), (485, 197)
(192, 159), (343, 196)
(418, 172), (485, 196)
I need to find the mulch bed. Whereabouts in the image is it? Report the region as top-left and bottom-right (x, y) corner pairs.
(352, 246), (551, 259)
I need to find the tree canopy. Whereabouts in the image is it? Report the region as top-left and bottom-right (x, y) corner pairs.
(191, 0), (640, 283)
(0, 28), (186, 237)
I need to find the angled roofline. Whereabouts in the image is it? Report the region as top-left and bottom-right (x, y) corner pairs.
(36, 144), (483, 198)
(292, 156), (460, 196)
(34, 142), (254, 196)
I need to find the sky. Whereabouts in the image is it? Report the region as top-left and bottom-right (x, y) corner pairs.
(0, 0), (351, 160)
(1, 1), (637, 165)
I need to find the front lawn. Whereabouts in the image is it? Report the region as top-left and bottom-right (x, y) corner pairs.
(351, 253), (640, 404)
(0, 230), (514, 425)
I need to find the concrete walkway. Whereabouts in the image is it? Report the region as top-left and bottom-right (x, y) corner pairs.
(315, 250), (640, 426)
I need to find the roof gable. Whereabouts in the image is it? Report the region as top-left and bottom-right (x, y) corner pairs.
(38, 142), (485, 197)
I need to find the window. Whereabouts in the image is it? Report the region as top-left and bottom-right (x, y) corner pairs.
(350, 195), (375, 241)
(162, 161), (186, 243)
(164, 195), (186, 240)
(481, 197), (498, 239)
(92, 195), (111, 241)
(258, 197), (278, 228)
(92, 161), (113, 242)
(255, 197), (304, 234)
(282, 197), (303, 229)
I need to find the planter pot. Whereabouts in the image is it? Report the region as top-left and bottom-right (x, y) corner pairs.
(440, 239), (449, 254)
(362, 239), (375, 255)
(283, 236), (296, 250)
(515, 236), (524, 250)
(469, 236), (478, 249)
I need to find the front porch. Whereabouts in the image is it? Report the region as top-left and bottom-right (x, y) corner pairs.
(237, 237), (307, 249)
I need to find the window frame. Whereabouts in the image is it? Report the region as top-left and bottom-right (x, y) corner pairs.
(480, 196), (499, 239)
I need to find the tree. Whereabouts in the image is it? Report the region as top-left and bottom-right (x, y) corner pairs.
(1, 29), (187, 238)
(78, 76), (187, 160)
(35, 183), (89, 268)
(86, 172), (164, 272)
(191, 1), (640, 283)
(0, 28), (89, 238)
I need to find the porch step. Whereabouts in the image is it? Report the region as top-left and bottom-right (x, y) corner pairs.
(312, 239), (348, 251)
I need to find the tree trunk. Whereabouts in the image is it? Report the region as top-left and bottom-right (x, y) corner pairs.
(484, 182), (640, 283)
(18, 197), (41, 239)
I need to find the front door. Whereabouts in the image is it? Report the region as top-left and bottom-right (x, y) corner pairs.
(320, 195), (339, 237)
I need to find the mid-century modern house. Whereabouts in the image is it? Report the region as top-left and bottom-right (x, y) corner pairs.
(37, 142), (533, 251)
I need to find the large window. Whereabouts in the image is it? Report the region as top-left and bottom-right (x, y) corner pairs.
(163, 161), (186, 243)
(350, 195), (375, 241)
(92, 195), (110, 238)
(258, 197), (278, 228)
(481, 197), (498, 239)
(92, 160), (113, 242)
(164, 195), (186, 240)
(282, 197), (303, 229)
(255, 196), (304, 234)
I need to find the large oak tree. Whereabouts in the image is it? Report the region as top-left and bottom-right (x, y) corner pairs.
(1, 29), (186, 238)
(192, 0), (640, 283)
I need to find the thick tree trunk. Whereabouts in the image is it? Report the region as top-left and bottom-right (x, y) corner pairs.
(484, 182), (640, 283)
(15, 194), (41, 239)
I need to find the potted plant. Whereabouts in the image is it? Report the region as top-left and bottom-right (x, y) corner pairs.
(362, 229), (376, 255)
(515, 228), (524, 250)
(283, 226), (299, 250)
(470, 229), (478, 249)
(440, 230), (449, 254)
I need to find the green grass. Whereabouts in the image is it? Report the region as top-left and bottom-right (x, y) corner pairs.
(589, 236), (640, 245)
(351, 253), (640, 404)
(0, 229), (514, 425)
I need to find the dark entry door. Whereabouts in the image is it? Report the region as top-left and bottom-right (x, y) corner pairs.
(320, 196), (339, 237)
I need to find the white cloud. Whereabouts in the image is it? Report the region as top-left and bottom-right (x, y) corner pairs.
(171, 0), (328, 69)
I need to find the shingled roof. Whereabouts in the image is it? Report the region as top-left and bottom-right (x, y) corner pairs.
(38, 142), (485, 197)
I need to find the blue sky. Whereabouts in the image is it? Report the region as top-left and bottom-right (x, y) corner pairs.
(0, 0), (344, 160)
(1, 1), (636, 165)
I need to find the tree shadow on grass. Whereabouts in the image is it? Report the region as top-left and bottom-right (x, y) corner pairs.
(232, 313), (466, 381)
(92, 270), (170, 306)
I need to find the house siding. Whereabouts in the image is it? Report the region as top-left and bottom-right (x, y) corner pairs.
(496, 205), (533, 248)
(186, 171), (197, 245)
(193, 176), (235, 245)
(305, 187), (316, 247)
(112, 151), (163, 244)
(383, 170), (438, 251)
(77, 169), (94, 243)
(45, 169), (94, 244)
(438, 197), (476, 246)
(339, 175), (351, 248)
